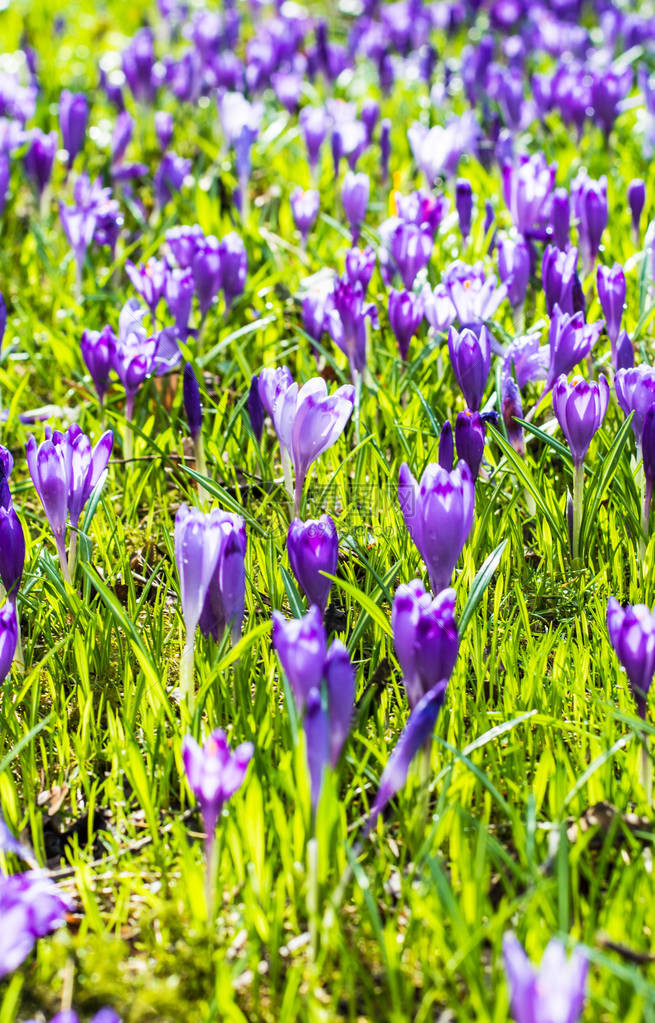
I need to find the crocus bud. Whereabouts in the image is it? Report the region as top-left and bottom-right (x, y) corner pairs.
(305, 688), (329, 810)
(219, 232), (247, 310)
(324, 639), (354, 766)
(0, 505), (25, 602)
(183, 363), (202, 439)
(483, 201), (495, 247)
(81, 325), (116, 404)
(597, 262), (625, 355)
(342, 171), (369, 242)
(545, 307), (603, 389)
(627, 179), (645, 238)
(24, 130), (58, 197)
(360, 98), (379, 144)
(59, 90), (88, 169)
(447, 325), (491, 412)
(503, 934), (588, 1023)
(438, 421), (454, 471)
(299, 106), (328, 172)
(192, 236), (222, 317)
(398, 460), (475, 593)
(455, 179), (473, 241)
(111, 111), (133, 165)
(272, 605), (327, 711)
(392, 580), (458, 709)
(287, 515), (338, 613)
(572, 171), (608, 272)
(291, 188), (320, 244)
(182, 729), (253, 843)
(388, 288), (423, 361)
(642, 406), (655, 488)
(615, 366), (655, 446)
(365, 679), (448, 835)
(154, 110), (174, 151)
(607, 597), (655, 718)
(552, 373), (609, 467)
(380, 118), (391, 183)
(0, 603), (17, 683)
(455, 409), (486, 480)
(550, 187), (571, 250)
(248, 374), (266, 442)
(497, 236), (530, 308)
(345, 246), (375, 292)
(501, 376), (525, 457)
(542, 245), (581, 316)
(390, 222), (433, 290)
(615, 329), (634, 371)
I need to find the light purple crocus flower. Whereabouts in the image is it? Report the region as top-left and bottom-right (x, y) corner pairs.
(392, 581), (458, 709)
(112, 299), (157, 415)
(544, 306), (603, 390)
(219, 92), (263, 210)
(0, 870), (73, 979)
(503, 933), (588, 1023)
(154, 151), (191, 208)
(291, 187), (320, 244)
(398, 460), (475, 593)
(553, 374), (609, 467)
(614, 365), (655, 449)
(408, 112), (479, 187)
(287, 515), (338, 613)
(607, 598), (655, 719)
(59, 201), (96, 298)
(388, 288), (423, 361)
(299, 105), (329, 173)
(448, 325), (491, 411)
(0, 602), (17, 683)
(341, 171), (369, 242)
(502, 152), (556, 238)
(497, 236), (530, 308)
(542, 245), (584, 317)
(327, 279), (378, 378)
(596, 263), (625, 354)
(571, 169), (608, 274)
(182, 729), (253, 854)
(389, 221), (433, 290)
(421, 284), (456, 333)
(442, 260), (507, 330)
(125, 258), (169, 318)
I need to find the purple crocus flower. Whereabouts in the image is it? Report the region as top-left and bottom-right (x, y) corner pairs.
(388, 289), (423, 361)
(501, 376), (525, 456)
(448, 325), (491, 411)
(571, 170), (608, 273)
(550, 187), (571, 250)
(182, 730), (253, 850)
(154, 151), (191, 208)
(122, 28), (157, 104)
(553, 374), (609, 467)
(455, 410), (486, 480)
(545, 306), (602, 390)
(392, 581), (458, 710)
(0, 869), (73, 978)
(542, 246), (584, 318)
(615, 366), (655, 448)
(607, 598), (655, 719)
(24, 129), (57, 197)
(628, 179), (645, 238)
(165, 268), (194, 335)
(389, 222), (433, 290)
(421, 284), (456, 334)
(299, 105), (329, 173)
(154, 110), (174, 151)
(380, 118), (391, 182)
(398, 460), (475, 593)
(112, 300), (157, 411)
(59, 201), (96, 296)
(111, 111), (133, 166)
(166, 224), (204, 268)
(327, 279), (378, 377)
(291, 188), (319, 243)
(219, 232), (247, 310)
(442, 260), (507, 330)
(0, 501), (25, 603)
(438, 421), (454, 471)
(125, 258), (169, 318)
(345, 246), (375, 292)
(248, 374), (266, 442)
(616, 330), (634, 371)
(503, 933), (588, 1023)
(59, 90), (88, 170)
(197, 513), (247, 645)
(341, 171), (369, 242)
(0, 602), (17, 683)
(455, 178), (473, 241)
(364, 679), (448, 835)
(497, 236), (530, 308)
(182, 363), (202, 440)
(287, 515), (338, 614)
(273, 605), (327, 709)
(591, 65), (632, 139)
(502, 152), (556, 238)
(219, 92), (263, 207)
(192, 235), (222, 318)
(408, 112), (479, 186)
(597, 263), (625, 353)
(27, 1011), (120, 1023)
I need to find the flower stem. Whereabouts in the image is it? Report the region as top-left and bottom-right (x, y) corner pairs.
(56, 535), (71, 585)
(641, 477), (652, 564)
(194, 434), (209, 507)
(180, 638), (196, 712)
(124, 393), (134, 464)
(281, 447), (295, 514)
(571, 461), (585, 562)
(67, 531), (78, 582)
(641, 734), (652, 806)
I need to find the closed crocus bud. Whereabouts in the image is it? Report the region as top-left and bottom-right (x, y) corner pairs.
(483, 200), (495, 248)
(0, 505), (24, 601)
(380, 118), (391, 183)
(448, 324), (491, 411)
(501, 376), (525, 457)
(364, 679), (448, 835)
(615, 329), (634, 371)
(0, 603), (17, 683)
(25, 429), (69, 557)
(219, 232), (247, 310)
(503, 934), (588, 1023)
(552, 373), (609, 467)
(299, 105), (328, 172)
(455, 179), (473, 241)
(628, 179), (645, 238)
(550, 187), (571, 250)
(542, 245), (582, 317)
(304, 688), (329, 810)
(571, 170), (608, 273)
(192, 236), (222, 317)
(345, 247), (376, 292)
(497, 236), (530, 308)
(545, 306), (603, 389)
(183, 363), (202, 439)
(398, 460), (475, 593)
(248, 374), (266, 442)
(455, 410), (486, 480)
(438, 421), (454, 471)
(290, 187), (320, 244)
(24, 129), (58, 197)
(388, 288), (423, 361)
(607, 597), (655, 718)
(360, 98), (379, 143)
(392, 580), (458, 709)
(289, 379), (355, 510)
(111, 111), (133, 165)
(81, 325), (116, 404)
(642, 406), (655, 488)
(287, 515), (338, 613)
(154, 110), (174, 151)
(390, 222), (433, 290)
(165, 268), (194, 335)
(324, 639), (355, 765)
(182, 729), (253, 844)
(272, 605), (327, 711)
(342, 171), (369, 242)
(615, 366), (655, 447)
(597, 263), (625, 350)
(59, 90), (88, 169)
(198, 514), (247, 644)
(175, 505), (226, 644)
